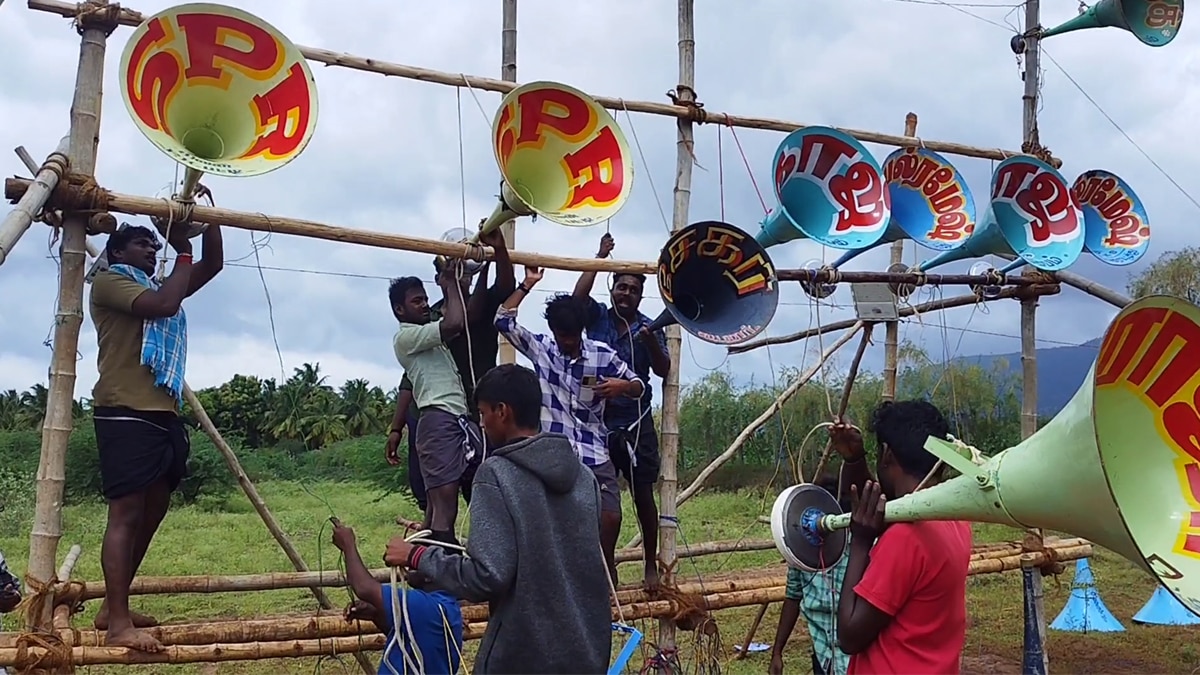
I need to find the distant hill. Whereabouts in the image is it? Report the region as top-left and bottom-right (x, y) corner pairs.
(958, 338), (1102, 417)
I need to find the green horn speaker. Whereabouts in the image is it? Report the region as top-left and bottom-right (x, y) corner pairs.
(772, 294), (1200, 616)
(1042, 0), (1183, 46)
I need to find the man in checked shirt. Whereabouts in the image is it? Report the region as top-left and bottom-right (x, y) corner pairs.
(494, 264), (647, 582)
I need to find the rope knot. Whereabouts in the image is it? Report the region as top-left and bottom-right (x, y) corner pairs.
(945, 434), (986, 466)
(667, 86), (707, 124)
(73, 1), (122, 36)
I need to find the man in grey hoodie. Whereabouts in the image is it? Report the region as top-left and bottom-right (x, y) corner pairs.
(385, 363), (612, 674)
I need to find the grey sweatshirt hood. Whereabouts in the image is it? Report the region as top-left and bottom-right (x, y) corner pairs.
(489, 432), (580, 495)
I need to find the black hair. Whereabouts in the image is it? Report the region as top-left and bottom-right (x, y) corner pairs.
(613, 273), (645, 291)
(475, 364), (542, 430)
(869, 400), (949, 479)
(388, 276), (424, 312)
(104, 224), (158, 258)
(543, 293), (590, 335)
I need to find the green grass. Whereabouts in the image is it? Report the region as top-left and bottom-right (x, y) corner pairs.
(0, 481), (1189, 674)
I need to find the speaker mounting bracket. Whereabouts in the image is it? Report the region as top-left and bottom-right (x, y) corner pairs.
(850, 283), (900, 322)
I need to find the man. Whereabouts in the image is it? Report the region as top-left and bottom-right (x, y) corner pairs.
(769, 419), (870, 675)
(837, 400), (973, 674)
(390, 257), (484, 547)
(90, 220), (223, 652)
(0, 551), (20, 675)
(385, 229), (515, 507)
(330, 518), (463, 674)
(573, 232), (669, 592)
(494, 264), (645, 583)
(385, 364), (612, 674)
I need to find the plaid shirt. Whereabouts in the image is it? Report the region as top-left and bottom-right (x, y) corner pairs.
(583, 299), (666, 429)
(495, 305), (643, 466)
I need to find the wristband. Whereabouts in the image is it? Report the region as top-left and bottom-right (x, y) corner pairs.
(407, 545), (427, 570)
(517, 283), (531, 294)
(176, 253), (193, 263)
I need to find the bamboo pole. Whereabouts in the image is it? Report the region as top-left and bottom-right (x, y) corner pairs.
(774, 267), (1042, 286)
(0, 136), (69, 267)
(12, 144), (101, 260)
(4, 177), (657, 275)
(2, 543), (1091, 668)
(1018, 270), (1049, 674)
(654, 0), (697, 653)
(25, 0), (1044, 165)
(1051, 269), (1131, 308)
(497, 0), (518, 366)
(27, 4), (112, 642)
(183, 386), (373, 674)
(728, 283), (1062, 354)
(66, 537), (780, 601)
(883, 113), (918, 402)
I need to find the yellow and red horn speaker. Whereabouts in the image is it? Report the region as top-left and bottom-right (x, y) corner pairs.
(436, 81), (635, 272)
(799, 146), (977, 300)
(772, 294), (1200, 616)
(648, 220), (779, 346)
(119, 3), (319, 238)
(1041, 0), (1183, 46)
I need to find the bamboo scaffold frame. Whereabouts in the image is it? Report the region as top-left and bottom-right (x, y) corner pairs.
(0, 0), (1140, 670)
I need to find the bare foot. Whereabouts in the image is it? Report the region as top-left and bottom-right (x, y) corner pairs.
(94, 607), (159, 629)
(103, 626), (165, 653)
(643, 565), (661, 595)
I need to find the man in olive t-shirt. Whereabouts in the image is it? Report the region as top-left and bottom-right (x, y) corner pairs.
(88, 221), (223, 654)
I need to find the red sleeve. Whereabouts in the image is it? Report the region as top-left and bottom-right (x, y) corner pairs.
(853, 523), (926, 617)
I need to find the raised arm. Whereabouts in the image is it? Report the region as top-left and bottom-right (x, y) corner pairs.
(494, 266), (547, 359)
(573, 233), (614, 299)
(829, 420), (871, 503)
(481, 227), (516, 302)
(98, 234), (194, 320)
(436, 266), (467, 342)
(185, 223), (223, 297)
(330, 520), (384, 612)
(465, 262), (492, 324)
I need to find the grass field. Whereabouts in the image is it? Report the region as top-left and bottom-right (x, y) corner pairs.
(0, 480), (1191, 674)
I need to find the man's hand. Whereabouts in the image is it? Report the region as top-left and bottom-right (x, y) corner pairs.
(593, 377), (637, 399)
(637, 326), (659, 343)
(330, 518), (356, 553)
(0, 586), (20, 613)
(523, 266), (544, 286)
(344, 599), (376, 623)
(596, 233), (615, 258)
(848, 481), (887, 543)
(829, 417), (866, 461)
(480, 228), (506, 249)
(385, 430), (403, 466)
(385, 535), (416, 568)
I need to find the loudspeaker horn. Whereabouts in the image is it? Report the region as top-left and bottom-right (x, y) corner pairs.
(754, 127), (891, 257)
(914, 155), (1085, 280)
(438, 81), (635, 273)
(973, 169), (1150, 300)
(797, 146), (976, 300)
(771, 294), (1200, 617)
(650, 220), (779, 346)
(119, 3), (318, 238)
(1041, 0), (1183, 46)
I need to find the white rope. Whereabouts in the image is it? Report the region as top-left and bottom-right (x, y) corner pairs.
(382, 529), (468, 675)
(915, 433), (986, 492)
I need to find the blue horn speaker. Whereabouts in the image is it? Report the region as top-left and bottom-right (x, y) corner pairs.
(649, 220), (779, 346)
(975, 168), (1149, 299)
(916, 155), (1085, 293)
(1042, 0), (1183, 46)
(754, 127), (890, 298)
(799, 147), (977, 299)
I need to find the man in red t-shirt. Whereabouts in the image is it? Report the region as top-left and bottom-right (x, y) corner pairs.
(835, 400), (973, 675)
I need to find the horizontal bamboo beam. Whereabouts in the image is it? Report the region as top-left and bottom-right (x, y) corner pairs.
(775, 268), (1042, 287)
(728, 282), (1062, 354)
(4, 176), (656, 275)
(25, 0), (1046, 165)
(0, 542), (1090, 667)
(1052, 269), (1131, 309)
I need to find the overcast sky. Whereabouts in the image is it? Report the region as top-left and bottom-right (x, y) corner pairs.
(0, 0), (1192, 407)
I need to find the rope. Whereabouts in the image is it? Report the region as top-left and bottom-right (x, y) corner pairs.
(382, 529), (466, 675)
(72, 0), (121, 36)
(914, 433), (986, 491)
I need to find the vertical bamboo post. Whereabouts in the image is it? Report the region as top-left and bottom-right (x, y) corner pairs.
(28, 3), (113, 636)
(1019, 0), (1049, 671)
(497, 0), (519, 366)
(882, 112), (918, 402)
(657, 0), (696, 652)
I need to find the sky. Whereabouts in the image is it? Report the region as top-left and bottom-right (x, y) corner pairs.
(0, 0), (1195, 408)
